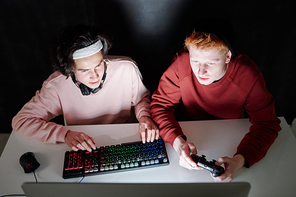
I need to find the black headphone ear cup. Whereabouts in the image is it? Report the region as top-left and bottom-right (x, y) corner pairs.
(79, 83), (90, 95)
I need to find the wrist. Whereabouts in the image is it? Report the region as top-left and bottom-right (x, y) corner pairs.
(64, 130), (71, 140)
(173, 136), (186, 151)
(233, 154), (246, 169)
(139, 115), (150, 122)
(139, 115), (151, 120)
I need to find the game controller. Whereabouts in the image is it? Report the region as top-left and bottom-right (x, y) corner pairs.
(190, 154), (224, 177)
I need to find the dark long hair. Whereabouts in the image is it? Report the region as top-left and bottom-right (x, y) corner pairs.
(51, 24), (112, 77)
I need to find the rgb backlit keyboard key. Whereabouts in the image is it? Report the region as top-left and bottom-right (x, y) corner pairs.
(62, 138), (169, 179)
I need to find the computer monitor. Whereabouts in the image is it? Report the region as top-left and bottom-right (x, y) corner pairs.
(22, 182), (251, 197)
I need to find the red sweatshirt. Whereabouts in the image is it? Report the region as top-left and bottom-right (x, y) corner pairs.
(150, 50), (281, 167)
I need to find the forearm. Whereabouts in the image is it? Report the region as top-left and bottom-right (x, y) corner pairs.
(12, 115), (69, 143)
(149, 60), (183, 145)
(241, 75), (282, 167)
(134, 90), (151, 120)
(150, 104), (184, 146)
(11, 92), (67, 143)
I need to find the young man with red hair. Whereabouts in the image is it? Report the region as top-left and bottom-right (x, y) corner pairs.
(149, 31), (281, 182)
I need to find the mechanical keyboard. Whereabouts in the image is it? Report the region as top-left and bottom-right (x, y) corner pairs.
(62, 138), (169, 179)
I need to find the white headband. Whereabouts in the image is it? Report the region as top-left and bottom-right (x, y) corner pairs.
(73, 40), (103, 59)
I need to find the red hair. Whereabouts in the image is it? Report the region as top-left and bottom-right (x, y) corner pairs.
(185, 31), (229, 55)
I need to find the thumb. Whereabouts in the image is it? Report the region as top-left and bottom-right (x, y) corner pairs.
(216, 157), (228, 166)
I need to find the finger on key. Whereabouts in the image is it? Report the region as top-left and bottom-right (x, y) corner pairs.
(80, 140), (92, 152)
(147, 126), (152, 143)
(84, 136), (96, 150)
(139, 123), (146, 143)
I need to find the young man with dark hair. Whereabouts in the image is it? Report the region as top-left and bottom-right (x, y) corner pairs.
(12, 24), (159, 152)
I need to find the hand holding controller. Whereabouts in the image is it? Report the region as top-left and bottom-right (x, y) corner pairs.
(190, 154), (224, 177)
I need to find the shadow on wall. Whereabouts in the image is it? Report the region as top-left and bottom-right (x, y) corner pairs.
(94, 0), (191, 92)
(1, 0), (295, 134)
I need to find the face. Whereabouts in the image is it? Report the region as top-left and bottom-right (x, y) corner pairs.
(188, 45), (232, 85)
(74, 51), (105, 89)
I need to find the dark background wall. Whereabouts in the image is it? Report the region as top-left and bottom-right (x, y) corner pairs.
(1, 0), (295, 133)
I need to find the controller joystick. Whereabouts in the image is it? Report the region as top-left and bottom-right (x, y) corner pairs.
(190, 154), (224, 177)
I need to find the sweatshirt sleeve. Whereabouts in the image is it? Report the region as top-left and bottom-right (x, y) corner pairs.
(235, 72), (281, 167)
(149, 53), (185, 146)
(130, 63), (151, 120)
(11, 83), (69, 144)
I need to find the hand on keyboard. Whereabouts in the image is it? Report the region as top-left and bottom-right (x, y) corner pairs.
(65, 130), (96, 152)
(139, 116), (159, 143)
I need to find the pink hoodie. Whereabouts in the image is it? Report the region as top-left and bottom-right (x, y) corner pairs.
(12, 56), (150, 144)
